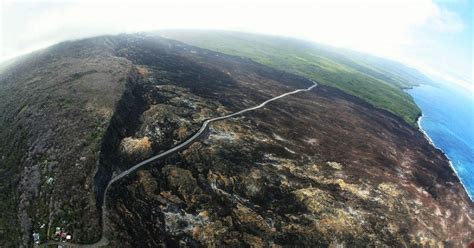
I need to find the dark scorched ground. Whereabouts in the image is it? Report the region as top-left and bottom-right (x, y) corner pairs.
(0, 34), (472, 247)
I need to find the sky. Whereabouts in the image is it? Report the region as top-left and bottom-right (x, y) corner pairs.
(0, 0), (472, 90)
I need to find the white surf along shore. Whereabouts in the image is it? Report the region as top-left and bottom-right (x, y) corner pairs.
(416, 114), (473, 202)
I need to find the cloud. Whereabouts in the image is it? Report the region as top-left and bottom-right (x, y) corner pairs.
(1, 0), (465, 55)
(0, 0), (469, 86)
(428, 7), (465, 32)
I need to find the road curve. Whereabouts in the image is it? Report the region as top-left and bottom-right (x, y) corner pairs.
(107, 82), (317, 187)
(48, 81), (317, 247)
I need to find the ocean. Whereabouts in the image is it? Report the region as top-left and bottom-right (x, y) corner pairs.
(407, 83), (474, 201)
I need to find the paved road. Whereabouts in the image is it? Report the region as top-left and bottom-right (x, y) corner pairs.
(45, 81), (317, 247)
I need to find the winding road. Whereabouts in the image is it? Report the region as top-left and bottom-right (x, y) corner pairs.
(46, 81), (317, 247)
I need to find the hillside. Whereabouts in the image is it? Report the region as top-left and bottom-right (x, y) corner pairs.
(0, 37), (133, 245)
(0, 33), (472, 247)
(158, 30), (432, 125)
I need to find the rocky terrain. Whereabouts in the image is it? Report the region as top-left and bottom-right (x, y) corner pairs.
(0, 33), (472, 247)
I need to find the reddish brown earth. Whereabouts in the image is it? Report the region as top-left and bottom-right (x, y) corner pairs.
(0, 34), (472, 247)
(104, 35), (473, 247)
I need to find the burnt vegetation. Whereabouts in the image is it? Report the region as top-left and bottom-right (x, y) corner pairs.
(0, 33), (472, 247)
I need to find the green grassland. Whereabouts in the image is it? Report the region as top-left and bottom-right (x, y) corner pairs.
(158, 30), (433, 125)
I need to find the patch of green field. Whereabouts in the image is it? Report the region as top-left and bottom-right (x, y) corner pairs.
(158, 31), (433, 125)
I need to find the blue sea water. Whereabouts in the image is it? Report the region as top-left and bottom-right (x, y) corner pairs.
(407, 83), (474, 201)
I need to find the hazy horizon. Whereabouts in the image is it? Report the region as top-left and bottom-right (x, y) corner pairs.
(1, 0), (472, 90)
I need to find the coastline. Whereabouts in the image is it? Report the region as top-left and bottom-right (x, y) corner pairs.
(416, 114), (473, 202)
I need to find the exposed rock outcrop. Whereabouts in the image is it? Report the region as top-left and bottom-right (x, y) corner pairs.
(0, 33), (472, 247)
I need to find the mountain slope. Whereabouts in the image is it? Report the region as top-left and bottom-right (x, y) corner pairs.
(157, 30), (431, 125)
(0, 34), (472, 247)
(0, 37), (133, 245)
